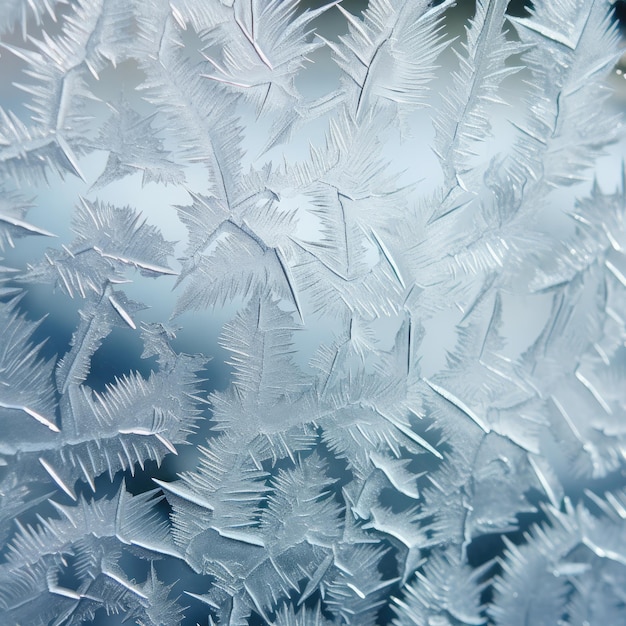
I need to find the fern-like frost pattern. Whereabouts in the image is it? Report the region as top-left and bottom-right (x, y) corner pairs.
(0, 0), (625, 624)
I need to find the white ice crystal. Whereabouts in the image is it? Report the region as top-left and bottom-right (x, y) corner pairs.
(0, 0), (625, 624)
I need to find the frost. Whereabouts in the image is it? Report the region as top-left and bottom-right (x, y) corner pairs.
(1, 0), (626, 625)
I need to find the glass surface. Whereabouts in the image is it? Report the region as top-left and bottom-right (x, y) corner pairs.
(0, 1), (625, 624)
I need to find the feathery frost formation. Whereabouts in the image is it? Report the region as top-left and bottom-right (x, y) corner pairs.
(0, 0), (625, 624)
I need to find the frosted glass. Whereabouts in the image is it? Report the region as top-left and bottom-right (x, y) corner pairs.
(0, 1), (625, 624)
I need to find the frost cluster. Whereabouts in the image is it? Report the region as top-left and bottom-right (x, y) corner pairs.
(0, 0), (625, 625)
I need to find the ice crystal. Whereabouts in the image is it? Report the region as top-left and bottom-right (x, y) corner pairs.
(0, 0), (625, 624)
